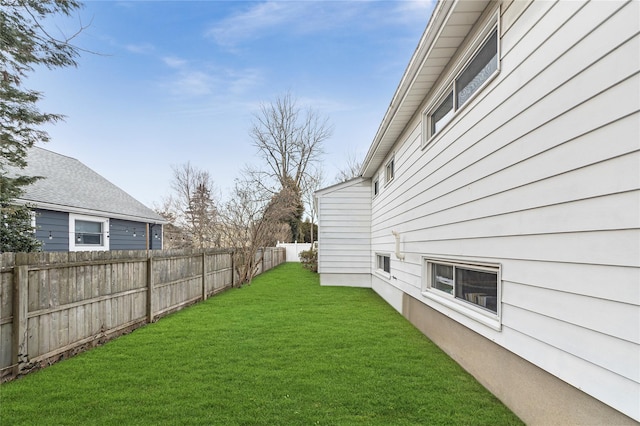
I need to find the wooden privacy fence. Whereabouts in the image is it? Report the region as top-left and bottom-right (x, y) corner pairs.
(0, 247), (285, 381)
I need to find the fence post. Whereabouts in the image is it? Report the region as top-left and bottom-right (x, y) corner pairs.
(202, 251), (207, 301)
(147, 253), (154, 323)
(230, 250), (235, 287)
(12, 253), (29, 376)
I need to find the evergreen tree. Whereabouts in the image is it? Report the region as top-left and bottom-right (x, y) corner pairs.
(0, 0), (83, 252)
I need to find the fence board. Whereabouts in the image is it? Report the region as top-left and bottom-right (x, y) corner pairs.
(0, 247), (284, 381)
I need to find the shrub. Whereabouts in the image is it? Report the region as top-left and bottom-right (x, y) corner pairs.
(299, 248), (317, 272)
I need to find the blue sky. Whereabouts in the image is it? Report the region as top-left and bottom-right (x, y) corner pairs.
(31, 0), (435, 207)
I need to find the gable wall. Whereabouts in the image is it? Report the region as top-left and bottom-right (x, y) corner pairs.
(317, 179), (372, 287)
(370, 0), (639, 420)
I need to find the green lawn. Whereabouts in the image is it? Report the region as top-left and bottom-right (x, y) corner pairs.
(0, 263), (522, 425)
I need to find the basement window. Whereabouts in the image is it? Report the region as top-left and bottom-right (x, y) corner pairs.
(423, 257), (501, 329)
(376, 253), (391, 274)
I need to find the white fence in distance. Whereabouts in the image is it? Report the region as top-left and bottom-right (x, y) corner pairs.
(276, 242), (313, 262)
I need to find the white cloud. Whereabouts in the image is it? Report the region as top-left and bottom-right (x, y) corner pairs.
(227, 68), (264, 95)
(204, 1), (434, 49)
(161, 63), (263, 100)
(205, 2), (296, 46)
(393, 0), (435, 19)
(124, 42), (155, 54)
(204, 1), (363, 48)
(172, 70), (215, 97)
(162, 56), (188, 69)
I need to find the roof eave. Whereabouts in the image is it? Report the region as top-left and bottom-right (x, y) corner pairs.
(16, 199), (169, 225)
(361, 0), (491, 177)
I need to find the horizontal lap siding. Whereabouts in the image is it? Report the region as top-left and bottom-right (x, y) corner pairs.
(372, 0), (639, 419)
(110, 219), (157, 251)
(317, 180), (372, 275)
(35, 210), (69, 252)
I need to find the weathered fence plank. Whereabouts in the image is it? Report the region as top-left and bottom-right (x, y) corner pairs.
(12, 254), (28, 376)
(0, 247), (284, 382)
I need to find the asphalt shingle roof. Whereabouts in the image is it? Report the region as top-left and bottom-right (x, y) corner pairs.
(16, 147), (165, 223)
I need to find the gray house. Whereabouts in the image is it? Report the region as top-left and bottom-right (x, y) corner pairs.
(16, 147), (166, 251)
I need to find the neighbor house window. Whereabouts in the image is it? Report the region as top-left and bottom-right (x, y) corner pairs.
(385, 158), (395, 184)
(75, 220), (103, 245)
(376, 254), (391, 274)
(373, 177), (379, 197)
(425, 24), (499, 139)
(69, 214), (109, 251)
(425, 259), (499, 315)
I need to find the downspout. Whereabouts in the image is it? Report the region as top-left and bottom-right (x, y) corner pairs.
(392, 230), (405, 261)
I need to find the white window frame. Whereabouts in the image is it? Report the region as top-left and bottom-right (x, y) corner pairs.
(384, 157), (395, 185)
(422, 256), (501, 330)
(30, 211), (37, 234)
(375, 253), (391, 278)
(373, 175), (380, 198)
(423, 8), (500, 145)
(69, 213), (110, 251)
(428, 87), (455, 136)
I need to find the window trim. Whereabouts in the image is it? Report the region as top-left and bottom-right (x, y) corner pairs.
(384, 157), (395, 186)
(375, 253), (391, 278)
(429, 87), (454, 136)
(69, 213), (110, 252)
(373, 175), (380, 198)
(422, 256), (501, 330)
(423, 8), (501, 146)
(30, 211), (37, 234)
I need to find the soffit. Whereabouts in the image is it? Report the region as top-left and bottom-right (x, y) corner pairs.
(361, 0), (491, 177)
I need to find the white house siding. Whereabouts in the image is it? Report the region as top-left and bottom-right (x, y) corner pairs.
(370, 0), (639, 421)
(316, 178), (372, 287)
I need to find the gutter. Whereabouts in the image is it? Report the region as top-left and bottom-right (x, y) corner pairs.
(14, 199), (169, 225)
(360, 0), (455, 177)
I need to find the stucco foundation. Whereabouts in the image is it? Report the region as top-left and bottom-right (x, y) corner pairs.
(402, 294), (638, 425)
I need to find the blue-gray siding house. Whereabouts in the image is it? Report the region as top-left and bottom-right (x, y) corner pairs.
(17, 147), (166, 251)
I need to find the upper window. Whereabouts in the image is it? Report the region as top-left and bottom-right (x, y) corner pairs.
(373, 177), (379, 197)
(385, 157), (395, 184)
(426, 25), (499, 139)
(431, 91), (454, 135)
(456, 29), (498, 108)
(425, 259), (500, 316)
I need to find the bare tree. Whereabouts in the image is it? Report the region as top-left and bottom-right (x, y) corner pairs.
(219, 177), (296, 285)
(154, 197), (195, 250)
(248, 92), (332, 240)
(301, 168), (324, 243)
(334, 150), (363, 183)
(163, 162), (220, 249)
